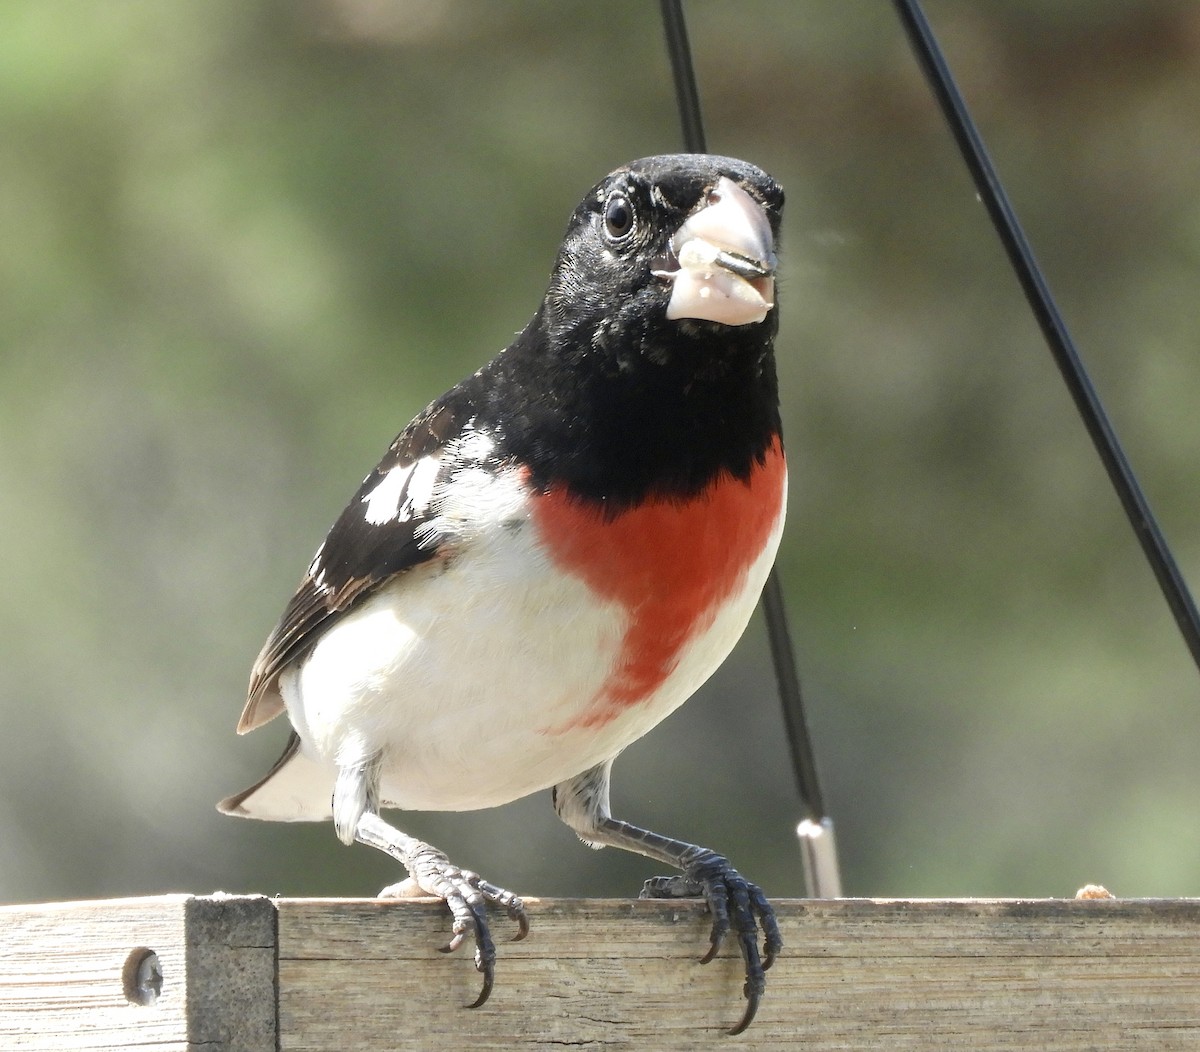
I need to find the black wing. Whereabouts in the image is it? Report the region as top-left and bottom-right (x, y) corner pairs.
(236, 395), (472, 733)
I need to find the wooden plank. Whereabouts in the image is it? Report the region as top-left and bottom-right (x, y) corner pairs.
(276, 897), (1200, 1050)
(0, 894), (276, 1052)
(3, 895), (1200, 1050)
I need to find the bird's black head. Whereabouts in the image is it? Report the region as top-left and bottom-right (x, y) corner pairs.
(476, 154), (785, 505)
(543, 154), (784, 366)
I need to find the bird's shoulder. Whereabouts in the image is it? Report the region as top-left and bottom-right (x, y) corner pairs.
(237, 386), (488, 732)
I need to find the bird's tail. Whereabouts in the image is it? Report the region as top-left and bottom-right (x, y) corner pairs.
(218, 731), (335, 823)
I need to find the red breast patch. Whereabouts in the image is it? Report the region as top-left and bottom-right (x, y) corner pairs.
(531, 437), (785, 728)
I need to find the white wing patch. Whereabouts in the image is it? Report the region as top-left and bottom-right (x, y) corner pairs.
(360, 424), (496, 530)
(307, 541), (327, 584)
(360, 456), (441, 526)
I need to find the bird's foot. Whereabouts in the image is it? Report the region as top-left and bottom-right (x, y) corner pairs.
(379, 848), (528, 1008)
(640, 850), (781, 1034)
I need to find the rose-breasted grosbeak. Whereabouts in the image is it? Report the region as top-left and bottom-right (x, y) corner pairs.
(220, 153), (786, 1033)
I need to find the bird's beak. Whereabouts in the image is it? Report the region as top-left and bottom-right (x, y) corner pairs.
(657, 177), (777, 326)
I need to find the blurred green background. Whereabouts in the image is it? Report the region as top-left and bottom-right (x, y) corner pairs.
(2, 1), (1198, 907)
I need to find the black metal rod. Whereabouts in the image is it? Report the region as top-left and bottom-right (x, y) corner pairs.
(762, 570), (826, 816)
(659, 0), (708, 154)
(892, 0), (1200, 675)
(658, 0), (828, 821)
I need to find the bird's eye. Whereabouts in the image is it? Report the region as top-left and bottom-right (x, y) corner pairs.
(604, 193), (635, 240)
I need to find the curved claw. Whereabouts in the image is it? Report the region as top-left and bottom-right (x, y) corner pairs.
(467, 956), (494, 1009)
(510, 906), (531, 942)
(380, 855), (523, 1008)
(439, 920), (469, 954)
(476, 877), (529, 942)
(701, 886), (731, 965)
(728, 987), (761, 1037)
(462, 899), (497, 1008)
(640, 851), (779, 1034)
(755, 886), (783, 972)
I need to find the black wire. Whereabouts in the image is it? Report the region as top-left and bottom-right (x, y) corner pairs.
(658, 0), (707, 154)
(658, 0), (827, 819)
(761, 570), (826, 816)
(893, 0), (1200, 676)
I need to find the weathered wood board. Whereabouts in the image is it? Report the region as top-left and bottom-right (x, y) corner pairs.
(3, 895), (1199, 1050)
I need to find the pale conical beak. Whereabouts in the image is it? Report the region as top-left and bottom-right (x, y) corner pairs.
(659, 176), (777, 326)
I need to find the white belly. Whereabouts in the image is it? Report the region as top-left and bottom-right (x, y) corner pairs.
(278, 479), (785, 814)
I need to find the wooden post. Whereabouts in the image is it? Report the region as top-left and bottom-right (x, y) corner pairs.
(3, 895), (1200, 1050)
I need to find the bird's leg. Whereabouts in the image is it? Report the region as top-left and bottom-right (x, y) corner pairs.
(553, 761), (781, 1035)
(335, 759), (528, 1009)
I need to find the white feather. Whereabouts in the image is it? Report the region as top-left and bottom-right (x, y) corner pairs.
(360, 455), (441, 526)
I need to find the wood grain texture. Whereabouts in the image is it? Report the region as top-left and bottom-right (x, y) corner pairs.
(275, 896), (1200, 1050)
(0, 894), (275, 1052)
(3, 895), (1200, 1050)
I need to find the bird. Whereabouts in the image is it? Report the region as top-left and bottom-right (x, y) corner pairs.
(219, 153), (786, 1034)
